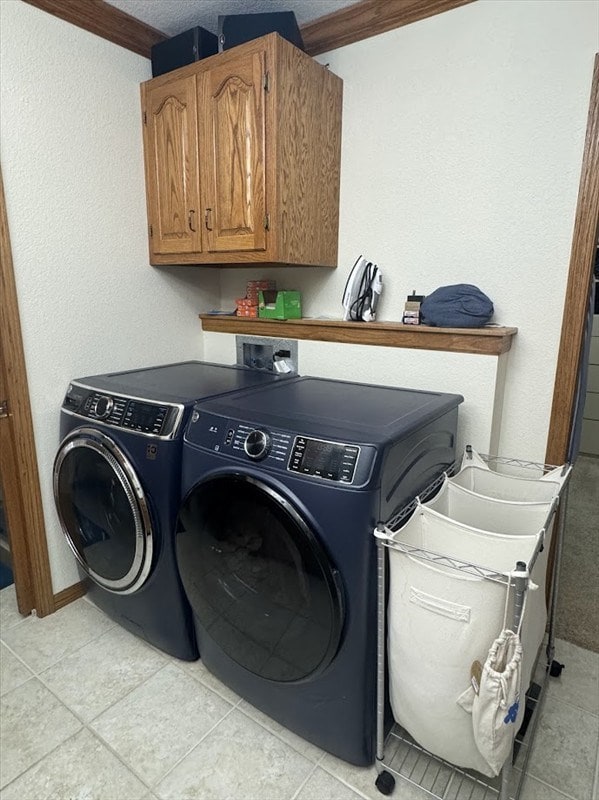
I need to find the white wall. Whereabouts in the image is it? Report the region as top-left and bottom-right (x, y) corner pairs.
(0, 1), (219, 593)
(215, 0), (597, 463)
(0, 0), (597, 596)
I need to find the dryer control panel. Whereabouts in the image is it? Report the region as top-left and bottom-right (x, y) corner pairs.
(289, 437), (359, 483)
(187, 411), (375, 486)
(62, 383), (183, 439)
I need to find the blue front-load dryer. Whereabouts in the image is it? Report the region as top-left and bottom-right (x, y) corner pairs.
(176, 376), (463, 762)
(53, 361), (288, 661)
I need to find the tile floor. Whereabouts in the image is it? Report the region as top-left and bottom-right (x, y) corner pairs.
(0, 585), (597, 800)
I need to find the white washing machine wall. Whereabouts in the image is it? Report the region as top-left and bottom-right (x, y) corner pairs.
(176, 376), (463, 764)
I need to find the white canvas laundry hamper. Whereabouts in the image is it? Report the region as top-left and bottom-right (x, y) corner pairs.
(384, 504), (544, 777)
(451, 447), (569, 503)
(374, 449), (571, 800)
(423, 477), (555, 642)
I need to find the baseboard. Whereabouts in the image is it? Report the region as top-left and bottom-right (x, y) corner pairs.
(53, 581), (86, 610)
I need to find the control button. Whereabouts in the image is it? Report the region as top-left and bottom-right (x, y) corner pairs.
(244, 429), (271, 460)
(92, 395), (114, 420)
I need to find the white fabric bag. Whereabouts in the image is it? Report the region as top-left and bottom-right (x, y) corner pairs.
(424, 476), (553, 624)
(425, 478), (554, 535)
(417, 499), (547, 693)
(458, 579), (526, 776)
(386, 507), (539, 776)
(451, 448), (569, 503)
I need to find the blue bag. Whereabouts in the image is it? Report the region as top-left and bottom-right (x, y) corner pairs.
(420, 284), (494, 328)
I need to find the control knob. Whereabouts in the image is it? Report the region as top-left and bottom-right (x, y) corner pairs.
(92, 395), (114, 420)
(244, 429), (271, 460)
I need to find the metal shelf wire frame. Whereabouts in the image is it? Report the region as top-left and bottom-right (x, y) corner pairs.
(374, 449), (571, 800)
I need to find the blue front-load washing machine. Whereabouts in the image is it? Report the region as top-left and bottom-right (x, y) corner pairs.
(175, 376), (463, 762)
(53, 361), (288, 661)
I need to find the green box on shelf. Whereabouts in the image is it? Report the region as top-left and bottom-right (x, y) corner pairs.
(258, 290), (302, 319)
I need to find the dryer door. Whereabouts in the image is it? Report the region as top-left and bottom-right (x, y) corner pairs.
(177, 474), (344, 682)
(53, 428), (153, 594)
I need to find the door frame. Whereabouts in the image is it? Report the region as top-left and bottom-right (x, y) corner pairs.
(0, 164), (54, 616)
(545, 54), (599, 467)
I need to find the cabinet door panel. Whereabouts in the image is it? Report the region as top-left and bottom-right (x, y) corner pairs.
(144, 76), (202, 254)
(201, 51), (267, 253)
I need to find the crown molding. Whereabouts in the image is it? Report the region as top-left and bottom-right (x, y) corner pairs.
(22, 0), (476, 60)
(302, 0), (476, 56)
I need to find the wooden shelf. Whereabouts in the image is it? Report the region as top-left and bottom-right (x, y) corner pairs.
(199, 315), (517, 356)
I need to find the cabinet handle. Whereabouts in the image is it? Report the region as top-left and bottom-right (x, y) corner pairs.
(188, 209), (196, 232)
(205, 208), (213, 231)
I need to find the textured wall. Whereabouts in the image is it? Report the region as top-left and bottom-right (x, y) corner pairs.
(219, 0), (597, 463)
(0, 0), (597, 597)
(0, 1), (220, 593)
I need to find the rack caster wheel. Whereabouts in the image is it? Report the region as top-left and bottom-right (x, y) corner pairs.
(375, 770), (395, 795)
(549, 660), (565, 677)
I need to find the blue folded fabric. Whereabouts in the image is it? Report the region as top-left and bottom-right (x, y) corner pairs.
(420, 284), (494, 328)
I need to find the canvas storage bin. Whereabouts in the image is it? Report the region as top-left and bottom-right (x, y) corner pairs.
(451, 448), (568, 503)
(424, 478), (553, 603)
(386, 506), (543, 777)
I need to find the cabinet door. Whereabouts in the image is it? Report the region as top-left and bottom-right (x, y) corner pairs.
(200, 50), (267, 253)
(143, 76), (203, 255)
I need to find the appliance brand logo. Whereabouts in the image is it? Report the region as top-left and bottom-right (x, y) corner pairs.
(146, 444), (158, 460)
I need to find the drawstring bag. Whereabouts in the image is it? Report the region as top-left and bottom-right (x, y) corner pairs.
(458, 576), (525, 776)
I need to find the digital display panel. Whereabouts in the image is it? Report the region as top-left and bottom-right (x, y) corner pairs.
(123, 401), (166, 433)
(303, 439), (344, 473)
(289, 436), (359, 483)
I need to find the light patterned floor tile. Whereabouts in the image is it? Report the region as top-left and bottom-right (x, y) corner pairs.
(1, 598), (114, 673)
(40, 624), (167, 721)
(0, 678), (82, 788)
(546, 638), (599, 715)
(155, 708), (314, 800)
(0, 728), (148, 800)
(519, 772), (579, 799)
(0, 642), (33, 696)
(320, 752), (432, 800)
(295, 765), (366, 800)
(90, 662), (233, 785)
(178, 656), (241, 705)
(525, 697), (598, 799)
(0, 585), (27, 633)
(238, 699), (325, 762)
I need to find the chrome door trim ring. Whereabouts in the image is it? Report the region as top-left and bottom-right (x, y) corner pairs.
(53, 427), (153, 594)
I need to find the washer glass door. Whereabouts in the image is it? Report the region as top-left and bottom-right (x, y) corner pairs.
(53, 428), (153, 593)
(177, 474), (344, 682)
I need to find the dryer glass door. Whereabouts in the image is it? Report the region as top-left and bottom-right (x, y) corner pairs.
(53, 429), (153, 594)
(177, 474), (344, 682)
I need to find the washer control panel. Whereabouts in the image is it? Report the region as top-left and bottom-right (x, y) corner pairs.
(62, 383), (182, 439)
(289, 437), (360, 483)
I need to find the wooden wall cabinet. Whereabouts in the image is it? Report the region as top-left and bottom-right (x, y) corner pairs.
(140, 33), (343, 267)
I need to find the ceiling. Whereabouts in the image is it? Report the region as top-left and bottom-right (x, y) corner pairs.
(104, 0), (358, 38)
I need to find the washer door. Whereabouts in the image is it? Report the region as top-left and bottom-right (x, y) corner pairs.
(53, 428), (153, 594)
(177, 474), (344, 682)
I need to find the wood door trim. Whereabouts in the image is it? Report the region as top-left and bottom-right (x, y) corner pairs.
(22, 0), (476, 60)
(0, 166), (55, 617)
(545, 53), (599, 467)
(21, 0), (167, 58)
